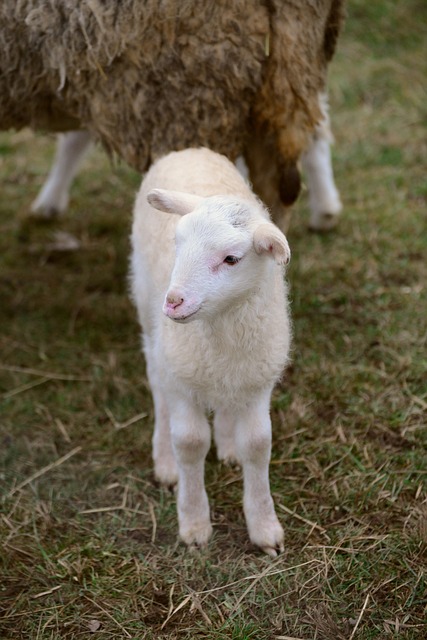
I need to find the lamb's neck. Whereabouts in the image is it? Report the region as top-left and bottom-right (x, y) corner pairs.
(206, 274), (276, 339)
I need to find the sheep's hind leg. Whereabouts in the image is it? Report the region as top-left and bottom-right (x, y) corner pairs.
(302, 93), (342, 231)
(235, 391), (284, 557)
(170, 398), (212, 548)
(31, 131), (92, 218)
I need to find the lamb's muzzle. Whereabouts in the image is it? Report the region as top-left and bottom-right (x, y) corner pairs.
(163, 289), (200, 322)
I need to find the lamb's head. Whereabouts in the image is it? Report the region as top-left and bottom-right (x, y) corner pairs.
(147, 189), (291, 323)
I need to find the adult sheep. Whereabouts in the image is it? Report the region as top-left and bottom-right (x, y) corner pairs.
(131, 147), (292, 554)
(1, 0), (345, 230)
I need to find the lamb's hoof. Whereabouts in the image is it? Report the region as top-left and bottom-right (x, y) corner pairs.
(218, 452), (240, 469)
(180, 520), (213, 549)
(216, 441), (240, 467)
(154, 459), (178, 488)
(248, 516), (285, 558)
(260, 541), (285, 558)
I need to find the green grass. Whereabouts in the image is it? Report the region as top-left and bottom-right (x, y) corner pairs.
(1, 1), (426, 638)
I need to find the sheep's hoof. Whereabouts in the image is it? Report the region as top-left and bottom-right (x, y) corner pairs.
(29, 205), (63, 219)
(30, 190), (69, 219)
(309, 207), (342, 232)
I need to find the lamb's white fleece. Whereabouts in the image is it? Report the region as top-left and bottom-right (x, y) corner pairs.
(131, 147), (291, 556)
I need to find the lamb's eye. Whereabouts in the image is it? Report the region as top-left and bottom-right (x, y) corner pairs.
(223, 255), (240, 265)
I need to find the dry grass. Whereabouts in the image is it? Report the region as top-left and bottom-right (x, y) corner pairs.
(1, 1), (426, 638)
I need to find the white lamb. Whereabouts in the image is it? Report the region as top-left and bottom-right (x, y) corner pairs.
(130, 147), (292, 556)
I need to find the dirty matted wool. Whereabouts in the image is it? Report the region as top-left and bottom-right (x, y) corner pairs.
(0, 1), (344, 186)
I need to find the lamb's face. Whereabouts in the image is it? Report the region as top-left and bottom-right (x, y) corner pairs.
(146, 189), (290, 323)
(164, 201), (262, 323)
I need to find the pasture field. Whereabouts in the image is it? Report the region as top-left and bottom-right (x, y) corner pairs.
(1, 1), (426, 638)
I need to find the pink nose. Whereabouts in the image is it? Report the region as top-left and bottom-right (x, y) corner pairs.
(165, 292), (184, 310)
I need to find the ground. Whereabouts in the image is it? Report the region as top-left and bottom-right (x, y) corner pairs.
(0, 1), (426, 638)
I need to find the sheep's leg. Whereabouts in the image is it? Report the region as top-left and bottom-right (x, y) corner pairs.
(244, 133), (293, 234)
(235, 391), (284, 557)
(302, 94), (342, 231)
(170, 399), (212, 548)
(213, 409), (239, 465)
(31, 131), (92, 218)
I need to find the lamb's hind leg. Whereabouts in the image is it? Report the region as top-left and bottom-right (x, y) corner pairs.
(235, 390), (284, 557)
(214, 409), (239, 466)
(151, 387), (178, 487)
(145, 344), (178, 486)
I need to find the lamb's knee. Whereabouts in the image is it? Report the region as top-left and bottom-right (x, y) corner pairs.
(172, 426), (210, 466)
(239, 428), (272, 465)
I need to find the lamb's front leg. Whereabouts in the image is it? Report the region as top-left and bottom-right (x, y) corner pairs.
(236, 391), (284, 557)
(170, 398), (212, 548)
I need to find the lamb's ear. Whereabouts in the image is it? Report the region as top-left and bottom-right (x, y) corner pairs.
(253, 223), (291, 265)
(147, 189), (204, 216)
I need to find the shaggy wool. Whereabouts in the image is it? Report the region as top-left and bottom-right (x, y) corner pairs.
(0, 1), (345, 201)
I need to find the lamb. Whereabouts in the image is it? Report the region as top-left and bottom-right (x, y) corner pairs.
(130, 147), (292, 555)
(1, 0), (345, 229)
(31, 92), (342, 230)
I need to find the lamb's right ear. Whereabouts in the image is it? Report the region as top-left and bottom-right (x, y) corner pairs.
(253, 223), (291, 265)
(147, 189), (204, 216)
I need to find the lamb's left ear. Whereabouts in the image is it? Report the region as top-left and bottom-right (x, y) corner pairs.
(253, 223), (291, 265)
(147, 189), (204, 216)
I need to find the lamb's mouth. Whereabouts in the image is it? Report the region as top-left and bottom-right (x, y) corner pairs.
(167, 306), (201, 323)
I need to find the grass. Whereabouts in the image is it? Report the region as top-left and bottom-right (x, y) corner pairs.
(0, 1), (426, 638)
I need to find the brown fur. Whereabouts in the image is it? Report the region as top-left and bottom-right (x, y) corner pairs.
(0, 0), (345, 214)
